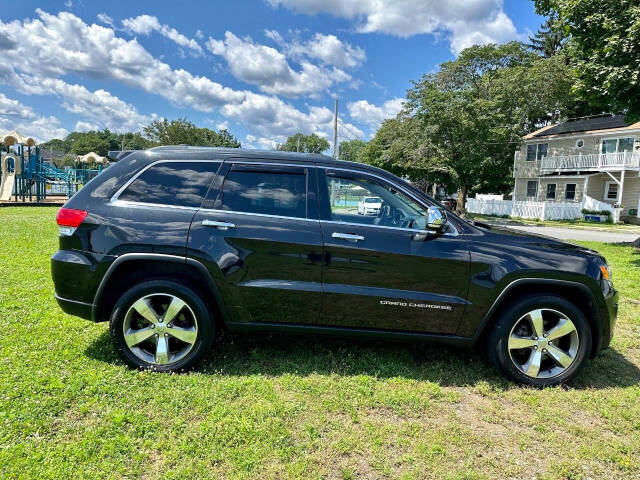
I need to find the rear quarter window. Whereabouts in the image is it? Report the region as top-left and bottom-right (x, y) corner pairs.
(118, 161), (220, 208)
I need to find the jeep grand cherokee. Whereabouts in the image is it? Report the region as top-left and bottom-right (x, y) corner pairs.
(51, 147), (618, 386)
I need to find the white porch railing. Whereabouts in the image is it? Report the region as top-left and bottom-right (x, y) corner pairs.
(466, 195), (619, 222)
(540, 152), (640, 172)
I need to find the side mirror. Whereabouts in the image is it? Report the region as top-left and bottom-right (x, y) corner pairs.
(427, 205), (447, 232)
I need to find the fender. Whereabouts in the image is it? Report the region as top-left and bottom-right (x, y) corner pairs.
(91, 252), (231, 325)
(470, 277), (605, 348)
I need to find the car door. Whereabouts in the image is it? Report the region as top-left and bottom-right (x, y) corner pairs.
(102, 160), (221, 257)
(188, 160), (324, 326)
(317, 167), (470, 334)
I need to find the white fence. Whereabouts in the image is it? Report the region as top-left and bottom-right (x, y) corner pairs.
(466, 195), (615, 221)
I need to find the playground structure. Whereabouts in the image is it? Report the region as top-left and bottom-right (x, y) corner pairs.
(0, 130), (110, 204)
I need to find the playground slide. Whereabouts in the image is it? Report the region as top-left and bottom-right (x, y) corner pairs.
(0, 172), (15, 201)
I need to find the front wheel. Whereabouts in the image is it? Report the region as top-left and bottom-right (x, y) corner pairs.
(488, 294), (592, 386)
(109, 280), (215, 372)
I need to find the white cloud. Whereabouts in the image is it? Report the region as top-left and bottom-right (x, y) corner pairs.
(206, 31), (351, 97)
(244, 134), (279, 150)
(122, 14), (203, 55)
(0, 93), (68, 141)
(6, 72), (153, 132)
(75, 120), (100, 132)
(0, 10), (243, 112)
(291, 33), (365, 69)
(97, 13), (114, 28)
(0, 10), (367, 145)
(265, 30), (365, 69)
(347, 98), (404, 131)
(222, 92), (362, 150)
(0, 92), (36, 119)
(266, 0), (520, 53)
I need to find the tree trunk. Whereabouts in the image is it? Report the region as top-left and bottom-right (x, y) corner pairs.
(456, 187), (467, 215)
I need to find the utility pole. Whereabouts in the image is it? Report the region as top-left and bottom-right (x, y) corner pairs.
(296, 135), (300, 153)
(332, 98), (338, 158)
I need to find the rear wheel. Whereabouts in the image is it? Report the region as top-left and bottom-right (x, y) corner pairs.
(109, 279), (215, 371)
(488, 294), (591, 386)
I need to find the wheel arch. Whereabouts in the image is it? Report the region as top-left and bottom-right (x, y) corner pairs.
(92, 253), (231, 327)
(472, 278), (604, 357)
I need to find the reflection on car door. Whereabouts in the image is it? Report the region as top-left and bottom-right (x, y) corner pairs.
(317, 168), (471, 334)
(188, 161), (324, 326)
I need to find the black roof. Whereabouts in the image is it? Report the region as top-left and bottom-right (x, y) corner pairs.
(148, 145), (334, 163)
(534, 115), (631, 137)
(123, 145), (398, 181)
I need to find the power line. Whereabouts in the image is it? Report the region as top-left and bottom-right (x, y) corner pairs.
(337, 118), (362, 141)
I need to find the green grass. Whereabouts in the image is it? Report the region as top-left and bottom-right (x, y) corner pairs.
(1, 206), (639, 479)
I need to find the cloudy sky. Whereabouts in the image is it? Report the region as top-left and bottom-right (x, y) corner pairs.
(0, 1), (542, 149)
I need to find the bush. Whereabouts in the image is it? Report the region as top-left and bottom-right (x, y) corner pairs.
(581, 209), (611, 217)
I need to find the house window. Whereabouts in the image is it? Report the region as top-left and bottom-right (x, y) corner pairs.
(565, 183), (576, 200)
(526, 143), (548, 161)
(526, 144), (537, 161)
(546, 183), (556, 199)
(602, 137), (635, 153)
(605, 181), (618, 201)
(526, 180), (538, 198)
(537, 143), (548, 160)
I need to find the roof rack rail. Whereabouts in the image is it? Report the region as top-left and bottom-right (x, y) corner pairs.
(107, 150), (138, 161)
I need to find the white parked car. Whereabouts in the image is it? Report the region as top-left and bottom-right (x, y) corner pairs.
(357, 196), (382, 215)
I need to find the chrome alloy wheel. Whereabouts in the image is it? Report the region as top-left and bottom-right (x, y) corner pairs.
(123, 293), (198, 366)
(507, 308), (579, 379)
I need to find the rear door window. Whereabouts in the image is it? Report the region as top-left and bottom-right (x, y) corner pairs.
(118, 161), (220, 208)
(220, 166), (307, 218)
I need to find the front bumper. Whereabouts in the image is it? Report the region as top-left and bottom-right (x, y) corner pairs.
(600, 288), (619, 350)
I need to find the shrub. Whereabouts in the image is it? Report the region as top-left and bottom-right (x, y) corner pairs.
(581, 209), (611, 217)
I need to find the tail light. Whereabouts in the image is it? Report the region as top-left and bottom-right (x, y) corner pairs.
(56, 208), (87, 236)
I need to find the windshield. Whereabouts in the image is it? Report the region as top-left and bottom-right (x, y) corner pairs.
(365, 197), (381, 203)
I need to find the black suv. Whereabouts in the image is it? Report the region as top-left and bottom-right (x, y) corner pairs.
(51, 147), (618, 386)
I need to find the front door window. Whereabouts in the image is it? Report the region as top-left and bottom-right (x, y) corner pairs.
(325, 174), (429, 230)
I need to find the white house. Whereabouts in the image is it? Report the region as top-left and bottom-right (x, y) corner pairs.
(468, 115), (640, 222)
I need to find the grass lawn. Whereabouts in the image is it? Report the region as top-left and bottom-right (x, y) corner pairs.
(1, 206), (639, 479)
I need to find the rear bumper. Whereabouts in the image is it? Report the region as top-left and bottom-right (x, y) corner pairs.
(51, 249), (102, 320)
(54, 294), (94, 320)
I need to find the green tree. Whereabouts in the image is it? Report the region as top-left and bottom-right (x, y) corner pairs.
(534, 0), (640, 121)
(363, 42), (584, 213)
(277, 133), (329, 154)
(338, 139), (367, 162)
(143, 118), (241, 147)
(69, 132), (111, 156)
(526, 14), (565, 57)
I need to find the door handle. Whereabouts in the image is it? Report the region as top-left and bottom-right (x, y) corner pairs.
(202, 219), (235, 230)
(331, 232), (365, 242)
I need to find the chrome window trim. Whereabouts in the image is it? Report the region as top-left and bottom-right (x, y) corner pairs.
(108, 158), (459, 237)
(199, 208), (318, 223)
(111, 199), (200, 212)
(321, 219), (431, 235)
(110, 159), (223, 204)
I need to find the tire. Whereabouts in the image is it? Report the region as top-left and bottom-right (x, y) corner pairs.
(487, 294), (592, 386)
(109, 279), (216, 372)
